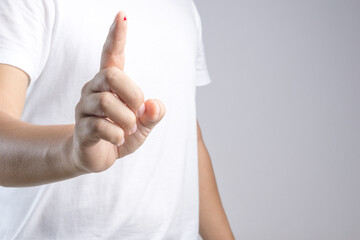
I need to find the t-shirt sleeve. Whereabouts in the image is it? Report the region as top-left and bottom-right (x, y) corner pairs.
(192, 1), (212, 87)
(0, 0), (55, 84)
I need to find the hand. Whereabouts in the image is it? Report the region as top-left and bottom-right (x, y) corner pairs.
(71, 11), (166, 173)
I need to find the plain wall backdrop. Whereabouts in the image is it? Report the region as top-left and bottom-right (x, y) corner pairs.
(194, 0), (360, 239)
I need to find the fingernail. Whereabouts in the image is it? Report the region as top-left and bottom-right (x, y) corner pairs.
(137, 103), (145, 117)
(118, 137), (125, 146)
(130, 124), (137, 134)
(154, 100), (160, 119)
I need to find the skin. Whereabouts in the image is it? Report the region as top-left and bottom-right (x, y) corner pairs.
(0, 11), (234, 238)
(197, 122), (235, 239)
(0, 12), (165, 186)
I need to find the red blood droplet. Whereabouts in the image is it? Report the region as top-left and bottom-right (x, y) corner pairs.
(124, 16), (127, 21)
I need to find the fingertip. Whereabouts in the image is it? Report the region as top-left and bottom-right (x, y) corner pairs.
(148, 99), (160, 120)
(153, 99), (166, 121)
(153, 99), (161, 119)
(140, 99), (155, 122)
(101, 10), (128, 70)
(112, 11), (127, 25)
(118, 11), (127, 21)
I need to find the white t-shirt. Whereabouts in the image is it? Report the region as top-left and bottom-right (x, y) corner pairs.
(0, 0), (211, 239)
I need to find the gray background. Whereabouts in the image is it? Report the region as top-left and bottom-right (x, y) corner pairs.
(195, 0), (360, 239)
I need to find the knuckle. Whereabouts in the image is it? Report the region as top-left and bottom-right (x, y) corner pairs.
(98, 92), (112, 110)
(104, 67), (119, 85)
(105, 66), (118, 77)
(75, 102), (82, 121)
(91, 119), (103, 134)
(75, 101), (81, 113)
(81, 81), (90, 96)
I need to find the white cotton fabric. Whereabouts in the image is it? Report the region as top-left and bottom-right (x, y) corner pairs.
(0, 0), (211, 239)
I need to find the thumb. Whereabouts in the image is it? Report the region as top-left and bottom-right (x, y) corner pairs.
(137, 99), (166, 133)
(100, 11), (127, 71)
(116, 99), (166, 158)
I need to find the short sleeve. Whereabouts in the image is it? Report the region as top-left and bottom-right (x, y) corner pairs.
(0, 0), (55, 84)
(192, 1), (212, 87)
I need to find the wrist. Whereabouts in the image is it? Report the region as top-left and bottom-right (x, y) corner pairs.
(60, 126), (88, 177)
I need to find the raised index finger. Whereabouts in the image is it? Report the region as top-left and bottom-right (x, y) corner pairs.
(100, 11), (127, 71)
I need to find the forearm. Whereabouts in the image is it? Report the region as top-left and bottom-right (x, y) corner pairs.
(198, 138), (234, 239)
(0, 111), (81, 187)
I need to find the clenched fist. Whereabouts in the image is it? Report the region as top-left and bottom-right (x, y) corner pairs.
(71, 11), (166, 173)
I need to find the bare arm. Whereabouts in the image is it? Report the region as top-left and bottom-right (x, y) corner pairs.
(0, 64), (78, 187)
(197, 120), (235, 239)
(0, 110), (78, 187)
(0, 12), (166, 187)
